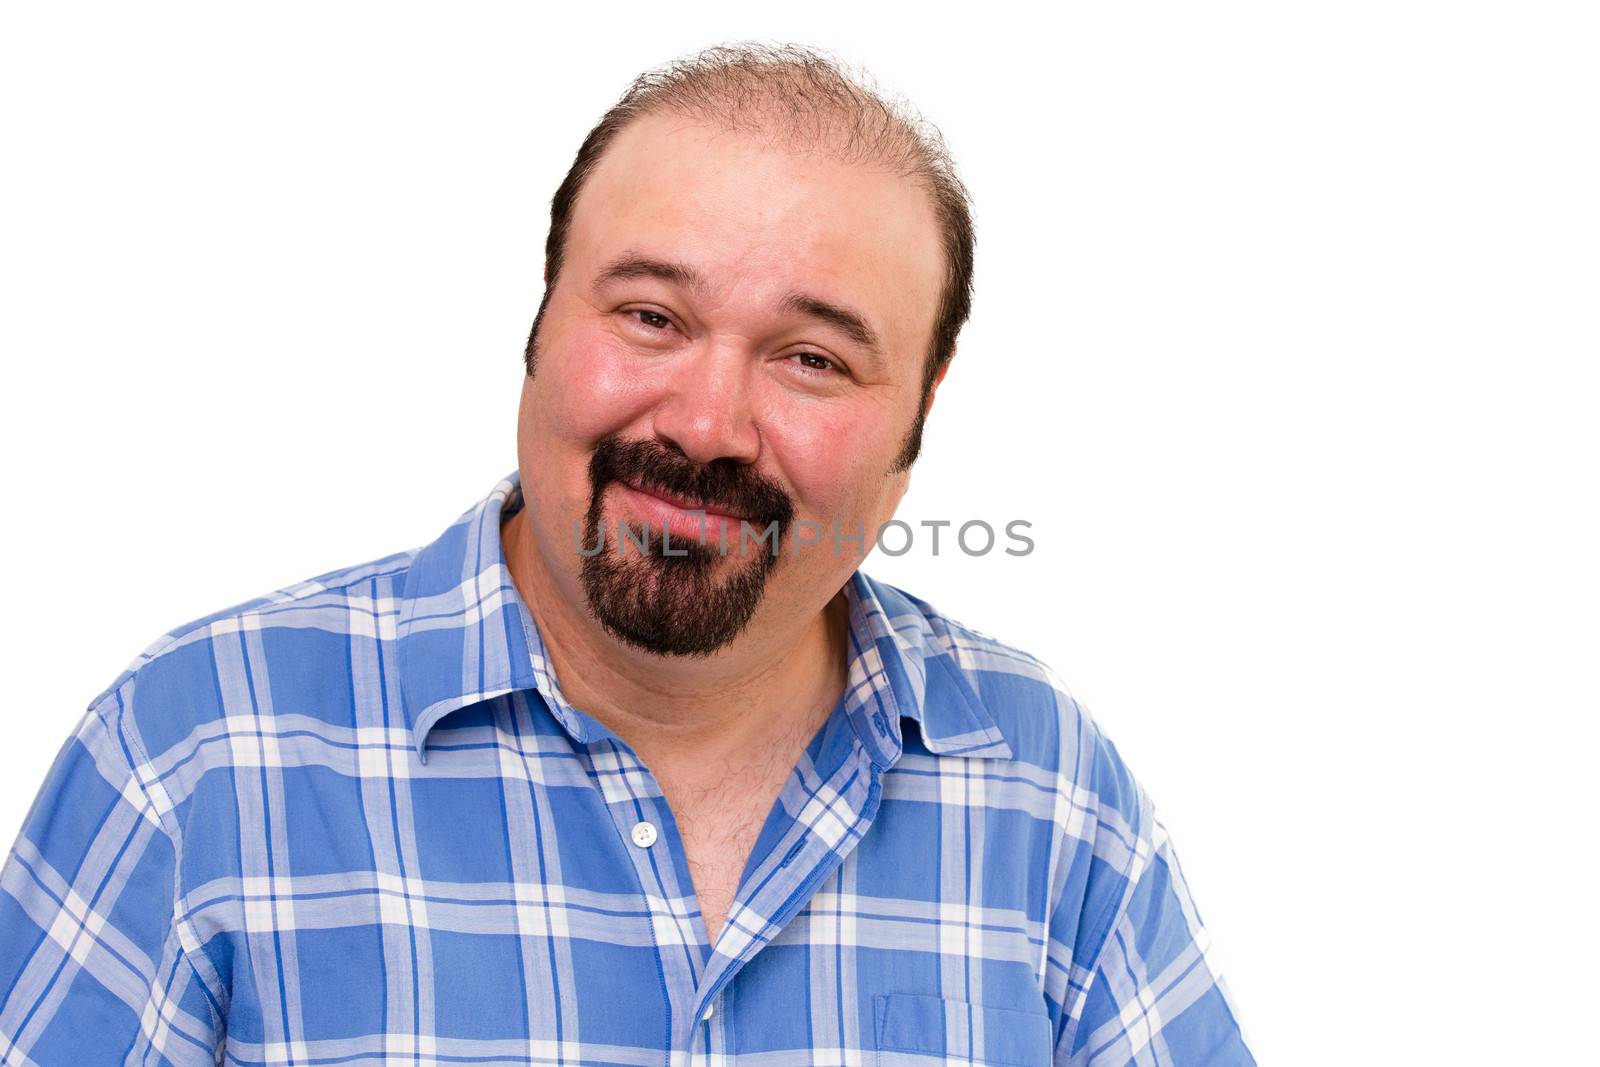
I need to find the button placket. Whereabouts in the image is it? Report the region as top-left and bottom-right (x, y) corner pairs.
(695, 994), (719, 1063)
(579, 735), (715, 1055)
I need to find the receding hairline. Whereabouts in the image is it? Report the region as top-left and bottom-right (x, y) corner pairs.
(588, 44), (941, 182)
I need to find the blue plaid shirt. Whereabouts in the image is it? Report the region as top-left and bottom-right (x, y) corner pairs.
(1, 472), (1253, 1066)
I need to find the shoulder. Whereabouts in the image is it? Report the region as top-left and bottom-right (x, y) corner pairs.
(869, 576), (1166, 1016)
(868, 573), (1153, 844)
(86, 546), (421, 778)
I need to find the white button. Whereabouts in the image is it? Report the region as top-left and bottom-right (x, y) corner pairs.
(630, 821), (657, 848)
(703, 999), (716, 1021)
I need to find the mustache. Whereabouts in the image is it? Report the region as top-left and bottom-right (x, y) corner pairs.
(588, 436), (795, 528)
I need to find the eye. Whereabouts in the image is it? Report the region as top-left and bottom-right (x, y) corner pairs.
(627, 308), (676, 332)
(791, 351), (842, 375)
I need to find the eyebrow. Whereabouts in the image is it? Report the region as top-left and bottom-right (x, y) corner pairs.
(592, 254), (708, 295)
(592, 252), (886, 359)
(777, 292), (882, 355)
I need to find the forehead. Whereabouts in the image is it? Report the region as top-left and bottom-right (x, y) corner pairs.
(568, 111), (946, 359)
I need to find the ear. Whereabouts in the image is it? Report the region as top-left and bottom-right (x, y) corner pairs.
(922, 355), (953, 418)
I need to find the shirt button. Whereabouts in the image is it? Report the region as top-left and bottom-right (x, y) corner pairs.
(703, 999), (716, 1021)
(630, 821), (658, 848)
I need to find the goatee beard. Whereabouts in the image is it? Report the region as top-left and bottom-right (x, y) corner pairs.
(577, 435), (794, 657)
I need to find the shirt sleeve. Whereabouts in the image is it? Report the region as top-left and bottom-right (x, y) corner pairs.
(1058, 818), (1256, 1067)
(0, 695), (224, 1066)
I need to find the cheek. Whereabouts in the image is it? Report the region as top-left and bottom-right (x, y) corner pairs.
(537, 326), (659, 442)
(766, 402), (905, 526)
(522, 325), (663, 544)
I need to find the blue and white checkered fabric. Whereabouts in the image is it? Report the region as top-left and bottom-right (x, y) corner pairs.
(0, 471), (1254, 1066)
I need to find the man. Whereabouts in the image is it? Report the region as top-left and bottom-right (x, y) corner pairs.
(0, 43), (1254, 1066)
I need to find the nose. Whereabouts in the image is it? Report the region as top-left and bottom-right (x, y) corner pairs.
(649, 338), (762, 466)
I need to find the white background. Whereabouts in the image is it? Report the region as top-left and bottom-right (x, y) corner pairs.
(2, 3), (1596, 1062)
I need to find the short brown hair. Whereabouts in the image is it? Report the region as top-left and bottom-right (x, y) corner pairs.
(524, 42), (975, 471)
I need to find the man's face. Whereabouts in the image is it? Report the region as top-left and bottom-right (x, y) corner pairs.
(515, 111), (948, 657)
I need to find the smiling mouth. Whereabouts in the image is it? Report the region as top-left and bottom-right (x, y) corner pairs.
(617, 479), (756, 523)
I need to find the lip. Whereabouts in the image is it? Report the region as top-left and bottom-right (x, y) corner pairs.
(616, 479), (754, 523)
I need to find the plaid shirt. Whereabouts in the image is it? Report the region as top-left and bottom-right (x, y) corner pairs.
(0, 472), (1253, 1066)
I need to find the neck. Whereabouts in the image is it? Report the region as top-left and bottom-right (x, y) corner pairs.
(500, 506), (851, 769)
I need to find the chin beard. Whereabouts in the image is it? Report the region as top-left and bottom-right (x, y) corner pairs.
(574, 434), (796, 656)
(577, 500), (782, 657)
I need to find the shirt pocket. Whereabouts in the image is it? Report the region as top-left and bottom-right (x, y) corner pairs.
(873, 992), (1054, 1067)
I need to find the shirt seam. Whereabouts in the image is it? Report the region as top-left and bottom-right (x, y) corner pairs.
(1055, 789), (1155, 1058)
(93, 677), (233, 1029)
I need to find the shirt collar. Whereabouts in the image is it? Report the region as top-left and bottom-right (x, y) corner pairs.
(396, 471), (1013, 766)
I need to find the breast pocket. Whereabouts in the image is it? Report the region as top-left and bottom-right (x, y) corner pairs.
(874, 993), (1054, 1067)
